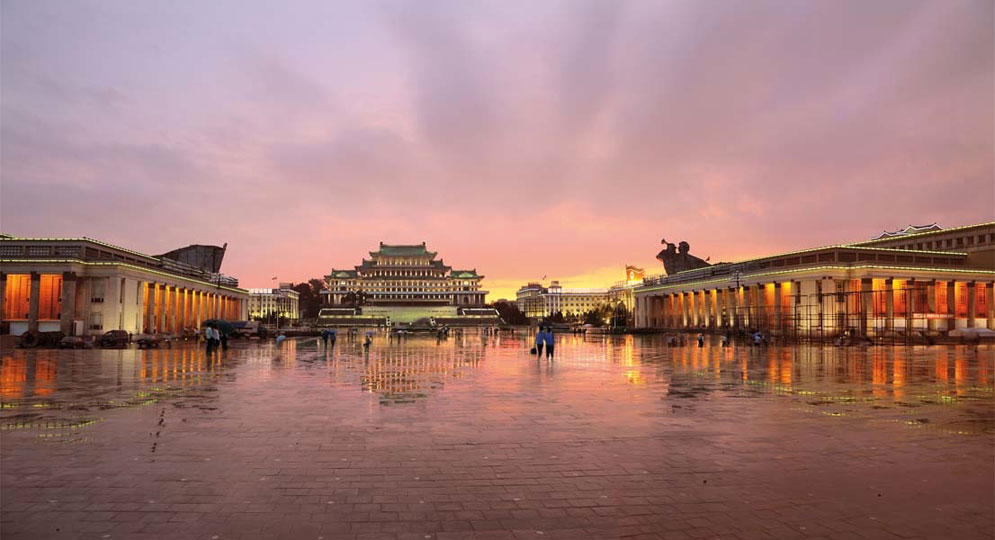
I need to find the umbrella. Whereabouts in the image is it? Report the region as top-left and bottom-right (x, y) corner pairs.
(203, 319), (236, 336)
(366, 331), (375, 336)
(949, 327), (995, 337)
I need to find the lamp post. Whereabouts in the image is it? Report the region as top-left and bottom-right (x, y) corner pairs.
(731, 269), (743, 328)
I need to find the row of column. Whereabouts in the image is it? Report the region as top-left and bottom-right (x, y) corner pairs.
(636, 279), (995, 334)
(142, 282), (241, 334)
(638, 283), (792, 331)
(0, 272), (243, 335)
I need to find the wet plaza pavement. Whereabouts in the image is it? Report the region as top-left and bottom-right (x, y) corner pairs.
(1, 333), (992, 540)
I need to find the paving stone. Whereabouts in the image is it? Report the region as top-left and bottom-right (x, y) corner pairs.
(1, 338), (992, 540)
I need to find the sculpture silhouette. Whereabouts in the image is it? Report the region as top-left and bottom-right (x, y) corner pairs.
(656, 238), (711, 275)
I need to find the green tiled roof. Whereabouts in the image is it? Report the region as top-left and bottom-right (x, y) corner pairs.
(371, 242), (437, 257)
(451, 269), (482, 278)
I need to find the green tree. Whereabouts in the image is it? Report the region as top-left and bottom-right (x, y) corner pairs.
(491, 300), (528, 325)
(291, 279), (329, 319)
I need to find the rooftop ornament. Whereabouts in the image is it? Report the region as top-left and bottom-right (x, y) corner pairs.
(656, 238), (711, 276)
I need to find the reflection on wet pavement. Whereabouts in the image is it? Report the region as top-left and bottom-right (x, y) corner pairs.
(2, 333), (993, 539)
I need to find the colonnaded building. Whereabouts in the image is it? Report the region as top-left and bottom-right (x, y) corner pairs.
(319, 242), (494, 325)
(633, 222), (995, 338)
(0, 236), (248, 336)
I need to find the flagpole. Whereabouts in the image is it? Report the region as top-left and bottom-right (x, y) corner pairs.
(272, 276), (279, 332)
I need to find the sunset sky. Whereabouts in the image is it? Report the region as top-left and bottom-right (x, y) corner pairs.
(2, 0), (992, 300)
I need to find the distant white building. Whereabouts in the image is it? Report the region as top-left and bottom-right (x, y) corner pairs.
(516, 281), (609, 319)
(248, 285), (300, 320)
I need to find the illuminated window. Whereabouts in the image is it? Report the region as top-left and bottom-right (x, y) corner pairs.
(38, 274), (63, 319)
(954, 282), (968, 317)
(3, 275), (30, 319)
(936, 282), (948, 314)
(976, 284), (987, 316)
(893, 279), (907, 316)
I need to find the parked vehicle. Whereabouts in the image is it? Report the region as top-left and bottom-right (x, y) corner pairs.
(135, 334), (166, 349)
(98, 330), (130, 348)
(231, 320), (267, 338)
(19, 330), (65, 348)
(58, 336), (93, 349)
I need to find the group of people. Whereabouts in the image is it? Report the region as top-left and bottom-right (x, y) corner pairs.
(203, 323), (227, 353)
(533, 326), (555, 359)
(320, 329), (337, 347)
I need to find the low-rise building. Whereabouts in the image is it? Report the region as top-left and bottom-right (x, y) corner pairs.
(633, 222), (995, 337)
(0, 235), (248, 336)
(248, 285), (300, 321)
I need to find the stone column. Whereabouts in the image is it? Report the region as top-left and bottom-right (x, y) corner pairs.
(757, 283), (776, 331)
(650, 296), (659, 328)
(884, 278), (894, 331)
(0, 272), (6, 323)
(927, 281), (938, 332)
(966, 282), (976, 329)
(774, 283), (783, 334)
(156, 283), (167, 334)
(665, 295), (671, 328)
(860, 279), (873, 336)
(698, 289), (712, 328)
(645, 297), (653, 328)
(905, 279), (916, 333)
(946, 281), (956, 332)
(59, 272), (77, 335)
(181, 288), (189, 329)
(171, 286), (180, 333)
(105, 276), (122, 332)
(986, 283), (994, 330)
(27, 272), (41, 332)
(742, 286), (752, 328)
(729, 287), (739, 329)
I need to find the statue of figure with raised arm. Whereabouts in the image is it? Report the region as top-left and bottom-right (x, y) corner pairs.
(656, 238), (711, 275)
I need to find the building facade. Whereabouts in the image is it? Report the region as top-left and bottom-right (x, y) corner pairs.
(0, 236), (248, 336)
(632, 222), (995, 337)
(516, 281), (610, 319)
(323, 242), (487, 307)
(248, 285), (300, 320)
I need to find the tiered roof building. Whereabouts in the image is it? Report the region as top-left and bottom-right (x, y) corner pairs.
(323, 242), (486, 307)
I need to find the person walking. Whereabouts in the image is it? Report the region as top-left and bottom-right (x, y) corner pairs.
(204, 324), (214, 353)
(543, 326), (555, 359)
(220, 328), (229, 351)
(697, 333), (705, 348)
(533, 326), (544, 357)
(211, 325), (221, 352)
